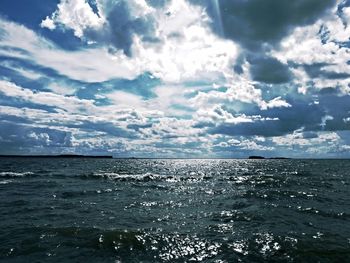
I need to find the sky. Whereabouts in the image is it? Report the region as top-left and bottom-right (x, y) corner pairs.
(0, 0), (350, 158)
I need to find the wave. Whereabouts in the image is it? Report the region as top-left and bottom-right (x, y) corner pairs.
(93, 172), (169, 181)
(0, 171), (35, 178)
(296, 206), (349, 220)
(0, 179), (13, 184)
(82, 172), (212, 182)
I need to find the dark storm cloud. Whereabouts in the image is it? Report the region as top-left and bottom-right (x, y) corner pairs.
(190, 0), (336, 88)
(209, 120), (285, 137)
(0, 121), (73, 154)
(205, 90), (350, 138)
(318, 94), (350, 131)
(303, 63), (350, 80)
(209, 105), (324, 137)
(72, 121), (138, 139)
(269, 102), (325, 133)
(206, 100), (325, 137)
(0, 112), (140, 154)
(214, 0), (335, 50)
(302, 131), (319, 139)
(247, 54), (292, 84)
(106, 2), (156, 55)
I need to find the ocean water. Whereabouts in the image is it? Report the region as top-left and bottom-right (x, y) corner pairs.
(0, 158), (349, 262)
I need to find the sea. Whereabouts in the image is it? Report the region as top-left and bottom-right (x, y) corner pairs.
(0, 158), (349, 262)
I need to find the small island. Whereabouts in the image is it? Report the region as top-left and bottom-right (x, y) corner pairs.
(248, 156), (291, 160)
(248, 155), (265, 159)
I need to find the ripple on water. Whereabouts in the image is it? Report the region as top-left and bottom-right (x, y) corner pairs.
(1, 159), (350, 262)
(80, 172), (212, 183)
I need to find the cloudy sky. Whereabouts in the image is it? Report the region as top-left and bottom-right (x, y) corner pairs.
(0, 0), (350, 158)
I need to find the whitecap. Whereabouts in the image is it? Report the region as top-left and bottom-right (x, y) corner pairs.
(92, 172), (171, 182)
(0, 179), (13, 184)
(0, 171), (34, 177)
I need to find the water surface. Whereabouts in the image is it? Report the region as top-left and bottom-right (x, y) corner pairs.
(0, 158), (349, 262)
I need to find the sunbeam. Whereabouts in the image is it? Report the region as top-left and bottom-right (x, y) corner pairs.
(212, 0), (224, 36)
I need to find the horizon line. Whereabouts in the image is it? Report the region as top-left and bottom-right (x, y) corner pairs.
(0, 154), (349, 160)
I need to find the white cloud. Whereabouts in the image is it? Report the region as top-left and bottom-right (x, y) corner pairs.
(272, 131), (341, 147)
(271, 4), (350, 94)
(42, 0), (105, 38)
(36, 0), (239, 84)
(237, 140), (274, 151)
(1, 1), (239, 84)
(194, 106), (279, 126)
(107, 91), (144, 109)
(103, 85), (191, 117)
(0, 81), (206, 151)
(228, 138), (240, 144)
(127, 0), (154, 17)
(28, 132), (51, 145)
(130, 0), (239, 83)
(40, 16), (56, 30)
(47, 82), (78, 96)
(262, 97), (292, 110)
(191, 79), (291, 111)
(195, 106), (252, 125)
(0, 61), (42, 80)
(321, 115), (334, 128)
(217, 137), (273, 151)
(143, 117), (201, 138)
(340, 144), (350, 151)
(0, 18), (143, 82)
(0, 80), (95, 113)
(2, 0), (350, 157)
(191, 81), (262, 108)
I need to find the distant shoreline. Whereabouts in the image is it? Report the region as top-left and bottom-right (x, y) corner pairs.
(248, 156), (291, 160)
(0, 154), (113, 159)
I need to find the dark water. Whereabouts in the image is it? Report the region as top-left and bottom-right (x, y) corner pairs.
(0, 158), (349, 262)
